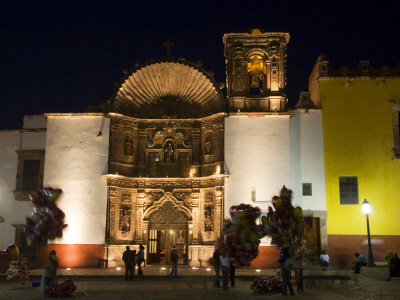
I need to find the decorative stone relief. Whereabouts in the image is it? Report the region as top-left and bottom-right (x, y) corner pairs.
(119, 194), (132, 238)
(204, 192), (214, 232)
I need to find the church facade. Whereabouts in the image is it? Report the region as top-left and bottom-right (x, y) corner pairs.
(2, 29), (397, 270)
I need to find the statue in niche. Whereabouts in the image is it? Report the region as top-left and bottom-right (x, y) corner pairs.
(204, 192), (214, 231)
(164, 140), (174, 163)
(205, 135), (213, 155)
(119, 208), (131, 232)
(125, 135), (133, 156)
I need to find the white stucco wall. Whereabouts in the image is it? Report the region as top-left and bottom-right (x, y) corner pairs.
(290, 110), (326, 211)
(224, 115), (291, 216)
(44, 115), (109, 245)
(0, 129), (46, 250)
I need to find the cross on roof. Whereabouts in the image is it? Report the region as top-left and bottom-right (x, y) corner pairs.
(163, 39), (175, 58)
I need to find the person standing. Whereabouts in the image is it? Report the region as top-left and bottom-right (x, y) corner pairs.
(42, 250), (58, 297)
(137, 244), (145, 276)
(293, 253), (305, 291)
(279, 248), (294, 296)
(170, 246), (179, 277)
(390, 253), (400, 277)
(122, 246), (135, 281)
(212, 248), (221, 288)
(229, 261), (236, 287)
(220, 252), (231, 290)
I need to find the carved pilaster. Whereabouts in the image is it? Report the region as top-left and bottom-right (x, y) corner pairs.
(190, 189), (200, 243)
(109, 196), (116, 241)
(215, 186), (223, 238)
(192, 128), (200, 165)
(138, 128), (147, 171)
(136, 190), (146, 242)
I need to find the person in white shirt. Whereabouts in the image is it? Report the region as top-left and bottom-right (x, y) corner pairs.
(319, 250), (330, 270)
(220, 253), (231, 290)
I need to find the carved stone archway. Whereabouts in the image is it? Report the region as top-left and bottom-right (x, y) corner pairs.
(146, 195), (191, 264)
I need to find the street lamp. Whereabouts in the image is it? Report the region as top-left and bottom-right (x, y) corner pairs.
(362, 199), (374, 266)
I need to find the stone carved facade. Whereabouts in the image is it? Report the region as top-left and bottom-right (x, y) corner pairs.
(223, 30), (290, 112)
(108, 113), (224, 178)
(106, 176), (225, 266)
(104, 55), (228, 267)
(106, 114), (225, 266)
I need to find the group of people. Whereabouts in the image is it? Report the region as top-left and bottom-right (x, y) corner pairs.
(211, 249), (236, 290)
(122, 244), (145, 281)
(123, 244), (179, 280)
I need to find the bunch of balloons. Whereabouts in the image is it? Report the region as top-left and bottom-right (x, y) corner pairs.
(24, 188), (67, 247)
(1, 244), (20, 280)
(1, 244), (19, 261)
(251, 273), (282, 294)
(261, 185), (305, 256)
(48, 279), (77, 297)
(223, 204), (264, 266)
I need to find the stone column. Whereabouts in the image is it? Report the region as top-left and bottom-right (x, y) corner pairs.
(215, 186), (223, 239)
(190, 188), (200, 244)
(138, 127), (147, 175)
(107, 187), (117, 242)
(136, 190), (146, 243)
(192, 128), (200, 166)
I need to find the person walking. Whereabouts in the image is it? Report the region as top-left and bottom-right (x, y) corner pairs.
(212, 248), (221, 288)
(137, 244), (145, 276)
(122, 246), (136, 281)
(279, 248), (294, 296)
(42, 250), (58, 297)
(170, 246), (179, 277)
(220, 252), (231, 290)
(293, 253), (305, 291)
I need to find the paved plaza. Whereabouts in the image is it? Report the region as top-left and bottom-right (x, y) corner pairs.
(1, 266), (399, 299)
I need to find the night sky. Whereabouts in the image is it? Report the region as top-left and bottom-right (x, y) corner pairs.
(1, 1), (399, 129)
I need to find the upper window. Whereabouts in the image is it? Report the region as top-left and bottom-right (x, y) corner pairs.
(15, 150), (45, 200)
(302, 183), (312, 196)
(390, 100), (400, 158)
(339, 176), (359, 204)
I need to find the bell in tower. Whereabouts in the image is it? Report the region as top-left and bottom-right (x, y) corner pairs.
(223, 29), (290, 112)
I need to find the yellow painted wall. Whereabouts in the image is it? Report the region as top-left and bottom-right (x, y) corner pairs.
(321, 78), (400, 235)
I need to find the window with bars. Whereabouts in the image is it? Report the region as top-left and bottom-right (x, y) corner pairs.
(339, 176), (359, 204)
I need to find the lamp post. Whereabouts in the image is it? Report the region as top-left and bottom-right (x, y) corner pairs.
(362, 199), (374, 266)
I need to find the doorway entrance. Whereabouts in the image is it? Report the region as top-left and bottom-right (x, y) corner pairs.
(147, 201), (188, 264)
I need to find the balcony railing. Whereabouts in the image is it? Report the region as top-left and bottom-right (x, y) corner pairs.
(16, 175), (42, 192)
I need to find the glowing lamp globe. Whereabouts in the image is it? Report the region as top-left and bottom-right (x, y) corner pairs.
(362, 199), (371, 215)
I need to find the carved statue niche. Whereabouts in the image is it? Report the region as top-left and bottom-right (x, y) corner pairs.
(124, 135), (133, 156)
(119, 194), (132, 235)
(204, 192), (214, 232)
(163, 140), (175, 163)
(205, 134), (213, 155)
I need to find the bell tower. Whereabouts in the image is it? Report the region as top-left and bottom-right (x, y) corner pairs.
(223, 29), (290, 112)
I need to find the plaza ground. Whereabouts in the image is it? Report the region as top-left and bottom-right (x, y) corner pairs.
(1, 265), (399, 300)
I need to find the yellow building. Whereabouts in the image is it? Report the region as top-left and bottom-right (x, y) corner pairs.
(309, 55), (400, 267)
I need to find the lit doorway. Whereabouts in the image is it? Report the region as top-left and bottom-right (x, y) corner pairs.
(147, 201), (188, 264)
